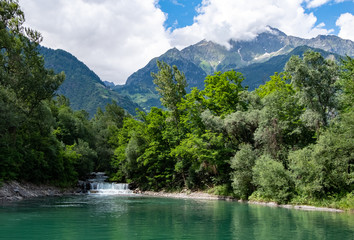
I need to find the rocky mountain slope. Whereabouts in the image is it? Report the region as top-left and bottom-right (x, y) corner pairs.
(114, 27), (352, 110)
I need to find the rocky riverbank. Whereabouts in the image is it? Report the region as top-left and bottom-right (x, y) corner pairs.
(142, 190), (221, 200)
(141, 190), (345, 212)
(247, 200), (344, 212)
(0, 182), (347, 213)
(0, 181), (75, 202)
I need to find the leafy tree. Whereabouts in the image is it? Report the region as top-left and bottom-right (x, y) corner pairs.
(111, 116), (145, 182)
(230, 144), (257, 199)
(289, 111), (354, 198)
(151, 60), (187, 123)
(92, 101), (127, 172)
(0, 0), (64, 114)
(224, 110), (260, 146)
(337, 56), (354, 112)
(256, 72), (292, 98)
(285, 50), (339, 129)
(0, 86), (24, 180)
(177, 87), (206, 136)
(0, 0), (76, 185)
(138, 108), (174, 190)
(199, 70), (246, 116)
(254, 72), (313, 161)
(252, 155), (293, 203)
(73, 140), (96, 180)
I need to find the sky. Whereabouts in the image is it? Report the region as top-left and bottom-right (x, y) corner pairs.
(18, 0), (354, 85)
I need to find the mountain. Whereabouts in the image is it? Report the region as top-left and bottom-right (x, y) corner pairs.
(114, 47), (207, 109)
(237, 45), (341, 89)
(39, 47), (141, 117)
(114, 27), (353, 110)
(103, 81), (116, 89)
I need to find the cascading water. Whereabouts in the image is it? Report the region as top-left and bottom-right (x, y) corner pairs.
(87, 172), (132, 195)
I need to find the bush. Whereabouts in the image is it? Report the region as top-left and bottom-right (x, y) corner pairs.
(252, 155), (293, 203)
(230, 144), (256, 199)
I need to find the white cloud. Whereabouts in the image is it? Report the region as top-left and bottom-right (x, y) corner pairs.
(305, 0), (352, 8)
(336, 13), (354, 41)
(170, 0), (332, 49)
(305, 0), (331, 8)
(19, 0), (172, 84)
(172, 0), (185, 7)
(18, 0), (349, 85)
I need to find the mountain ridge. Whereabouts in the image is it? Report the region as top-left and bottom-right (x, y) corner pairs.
(39, 47), (141, 117)
(114, 27), (353, 110)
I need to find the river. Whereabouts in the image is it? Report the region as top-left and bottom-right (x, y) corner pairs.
(0, 194), (353, 239)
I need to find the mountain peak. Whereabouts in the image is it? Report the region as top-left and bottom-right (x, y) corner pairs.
(164, 47), (181, 58)
(264, 26), (287, 37)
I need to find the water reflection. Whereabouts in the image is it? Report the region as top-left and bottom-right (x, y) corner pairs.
(0, 195), (353, 240)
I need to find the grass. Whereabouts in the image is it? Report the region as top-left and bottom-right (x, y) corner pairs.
(289, 193), (354, 211)
(207, 184), (235, 197)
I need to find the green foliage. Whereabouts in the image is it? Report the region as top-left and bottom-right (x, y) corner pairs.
(289, 111), (354, 198)
(208, 184), (233, 196)
(337, 56), (354, 112)
(39, 47), (141, 117)
(254, 71), (314, 161)
(337, 193), (354, 210)
(151, 60), (187, 122)
(224, 110), (260, 146)
(0, 1), (100, 186)
(107, 51), (353, 210)
(73, 140), (96, 180)
(252, 155), (293, 203)
(1, 2), (352, 210)
(230, 144), (256, 199)
(285, 50), (339, 128)
(199, 70), (246, 116)
(171, 132), (222, 189)
(0, 0), (68, 184)
(256, 72), (292, 98)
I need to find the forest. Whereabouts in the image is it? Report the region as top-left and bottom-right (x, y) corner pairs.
(0, 0), (353, 209)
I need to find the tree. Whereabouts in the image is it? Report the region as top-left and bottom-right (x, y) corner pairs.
(91, 101), (128, 172)
(289, 111), (354, 198)
(0, 0), (76, 185)
(285, 50), (339, 129)
(199, 70), (246, 117)
(0, 0), (64, 114)
(254, 72), (314, 161)
(151, 61), (187, 123)
(230, 144), (257, 199)
(256, 72), (292, 98)
(337, 56), (354, 112)
(252, 155), (293, 203)
(224, 110), (260, 146)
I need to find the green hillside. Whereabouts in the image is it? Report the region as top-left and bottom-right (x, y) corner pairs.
(39, 47), (141, 116)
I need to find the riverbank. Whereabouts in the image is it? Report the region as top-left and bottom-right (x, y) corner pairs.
(0, 181), (75, 202)
(0, 182), (348, 213)
(141, 190), (346, 213)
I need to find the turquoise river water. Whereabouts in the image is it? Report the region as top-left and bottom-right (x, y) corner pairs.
(0, 195), (353, 239)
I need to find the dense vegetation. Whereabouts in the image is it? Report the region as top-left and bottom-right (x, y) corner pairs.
(0, 0), (128, 186)
(110, 55), (353, 209)
(1, 0), (353, 209)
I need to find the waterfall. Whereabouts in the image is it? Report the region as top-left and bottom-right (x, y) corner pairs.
(87, 172), (132, 195)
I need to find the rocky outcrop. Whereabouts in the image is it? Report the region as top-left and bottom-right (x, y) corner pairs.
(0, 181), (75, 202)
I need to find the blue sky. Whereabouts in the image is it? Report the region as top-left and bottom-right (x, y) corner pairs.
(159, 0), (353, 36)
(303, 1), (354, 35)
(19, 0), (354, 84)
(158, 0), (202, 30)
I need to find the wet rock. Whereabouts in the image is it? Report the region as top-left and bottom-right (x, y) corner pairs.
(0, 181), (74, 202)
